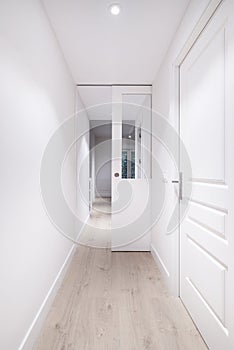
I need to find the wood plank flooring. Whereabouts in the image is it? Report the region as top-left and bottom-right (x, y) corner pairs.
(34, 247), (207, 350)
(34, 198), (207, 349)
(78, 198), (111, 248)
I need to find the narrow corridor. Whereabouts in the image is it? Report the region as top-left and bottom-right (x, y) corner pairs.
(2, 1), (234, 349)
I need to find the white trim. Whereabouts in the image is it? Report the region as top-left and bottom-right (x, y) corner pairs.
(169, 65), (181, 297)
(18, 244), (76, 350)
(175, 0), (223, 65)
(151, 243), (170, 280)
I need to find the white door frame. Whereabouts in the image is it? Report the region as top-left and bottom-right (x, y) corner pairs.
(171, 0), (223, 297)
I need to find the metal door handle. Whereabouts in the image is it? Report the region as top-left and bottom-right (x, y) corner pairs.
(172, 173), (183, 200)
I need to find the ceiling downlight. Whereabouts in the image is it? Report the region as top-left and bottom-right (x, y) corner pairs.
(109, 3), (121, 16)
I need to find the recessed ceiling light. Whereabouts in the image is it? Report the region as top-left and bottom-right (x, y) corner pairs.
(109, 3), (121, 16)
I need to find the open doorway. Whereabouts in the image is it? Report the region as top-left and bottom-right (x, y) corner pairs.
(88, 121), (112, 246)
(77, 86), (112, 248)
(89, 120), (112, 206)
(76, 85), (152, 250)
(78, 120), (112, 248)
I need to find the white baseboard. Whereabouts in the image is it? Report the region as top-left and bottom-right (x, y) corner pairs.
(150, 243), (171, 288)
(19, 244), (77, 350)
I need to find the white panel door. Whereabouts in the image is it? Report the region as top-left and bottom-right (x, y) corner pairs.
(111, 86), (152, 251)
(180, 1), (234, 349)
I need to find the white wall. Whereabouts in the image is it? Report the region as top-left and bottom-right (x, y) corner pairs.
(151, 0), (211, 294)
(141, 95), (152, 179)
(122, 138), (135, 150)
(90, 130), (96, 205)
(95, 137), (112, 198)
(61, 91), (90, 238)
(75, 98), (90, 226)
(0, 0), (82, 348)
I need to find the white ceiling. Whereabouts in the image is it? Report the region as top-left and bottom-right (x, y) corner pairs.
(78, 86), (150, 120)
(42, 0), (190, 84)
(78, 86), (112, 120)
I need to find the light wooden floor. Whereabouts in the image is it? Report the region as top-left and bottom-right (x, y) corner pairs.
(34, 199), (207, 350)
(78, 198), (111, 248)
